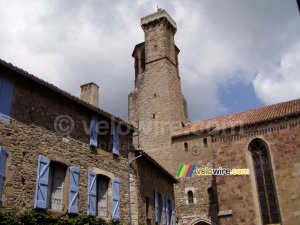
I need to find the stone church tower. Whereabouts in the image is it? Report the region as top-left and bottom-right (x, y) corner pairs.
(128, 10), (189, 172)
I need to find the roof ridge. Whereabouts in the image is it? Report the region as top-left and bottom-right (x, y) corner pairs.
(0, 58), (136, 129)
(173, 98), (300, 138)
(190, 98), (300, 125)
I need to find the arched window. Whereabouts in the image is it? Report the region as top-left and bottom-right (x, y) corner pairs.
(207, 187), (214, 202)
(187, 191), (194, 204)
(203, 138), (208, 148)
(250, 139), (281, 224)
(184, 142), (188, 151)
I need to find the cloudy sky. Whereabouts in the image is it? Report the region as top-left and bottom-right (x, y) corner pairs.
(1, 0), (300, 122)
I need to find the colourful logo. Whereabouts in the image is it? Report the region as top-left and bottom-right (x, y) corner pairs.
(176, 164), (196, 177)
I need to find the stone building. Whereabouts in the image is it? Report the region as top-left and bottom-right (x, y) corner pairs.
(0, 58), (177, 225)
(129, 10), (300, 225)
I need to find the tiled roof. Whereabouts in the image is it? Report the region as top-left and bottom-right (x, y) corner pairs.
(0, 58), (136, 130)
(173, 99), (300, 137)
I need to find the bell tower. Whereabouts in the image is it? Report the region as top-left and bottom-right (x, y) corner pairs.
(129, 10), (189, 172)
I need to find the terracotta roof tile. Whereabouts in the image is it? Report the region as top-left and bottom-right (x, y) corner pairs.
(173, 99), (300, 137)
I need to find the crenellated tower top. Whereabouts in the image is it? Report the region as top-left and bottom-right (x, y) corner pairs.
(141, 9), (177, 33)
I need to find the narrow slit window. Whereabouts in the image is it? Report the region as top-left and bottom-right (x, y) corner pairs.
(184, 142), (188, 151)
(203, 138), (208, 148)
(187, 191), (193, 204)
(207, 187), (214, 202)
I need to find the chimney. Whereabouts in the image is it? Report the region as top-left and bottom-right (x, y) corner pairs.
(80, 82), (99, 107)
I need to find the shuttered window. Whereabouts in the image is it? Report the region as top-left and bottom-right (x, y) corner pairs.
(34, 155), (78, 213)
(0, 77), (14, 122)
(88, 172), (119, 219)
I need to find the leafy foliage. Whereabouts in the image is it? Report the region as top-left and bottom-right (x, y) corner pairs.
(0, 210), (119, 225)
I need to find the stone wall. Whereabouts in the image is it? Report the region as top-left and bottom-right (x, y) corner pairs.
(172, 135), (219, 225)
(0, 73), (132, 223)
(132, 154), (176, 225)
(0, 68), (177, 225)
(212, 117), (300, 225)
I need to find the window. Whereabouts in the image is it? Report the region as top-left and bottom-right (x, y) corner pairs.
(250, 139), (281, 224)
(203, 138), (208, 148)
(0, 147), (8, 205)
(98, 120), (111, 152)
(34, 156), (80, 214)
(187, 191), (194, 204)
(0, 77), (14, 122)
(88, 170), (120, 219)
(48, 164), (66, 211)
(89, 118), (120, 156)
(184, 142), (188, 151)
(207, 187), (214, 202)
(97, 176), (109, 217)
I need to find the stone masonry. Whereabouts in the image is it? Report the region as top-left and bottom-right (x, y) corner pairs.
(129, 10), (189, 173)
(0, 59), (177, 225)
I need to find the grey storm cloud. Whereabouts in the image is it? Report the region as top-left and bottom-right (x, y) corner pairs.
(1, 0), (300, 122)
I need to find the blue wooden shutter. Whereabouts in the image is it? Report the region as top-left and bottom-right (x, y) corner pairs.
(34, 155), (50, 209)
(0, 78), (14, 122)
(87, 170), (96, 216)
(155, 190), (159, 222)
(166, 198), (169, 225)
(112, 178), (120, 219)
(162, 196), (166, 225)
(172, 200), (176, 225)
(68, 166), (80, 214)
(0, 147), (8, 204)
(90, 116), (98, 147)
(112, 125), (119, 155)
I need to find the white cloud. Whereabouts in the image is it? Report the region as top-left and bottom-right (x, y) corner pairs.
(0, 0), (299, 122)
(253, 44), (300, 104)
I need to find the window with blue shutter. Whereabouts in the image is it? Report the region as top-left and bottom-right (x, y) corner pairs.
(34, 155), (50, 209)
(0, 147), (8, 205)
(0, 77), (14, 122)
(171, 200), (176, 225)
(68, 166), (80, 214)
(90, 116), (98, 147)
(166, 198), (169, 225)
(155, 190), (159, 223)
(112, 125), (119, 155)
(87, 170), (97, 216)
(112, 178), (120, 219)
